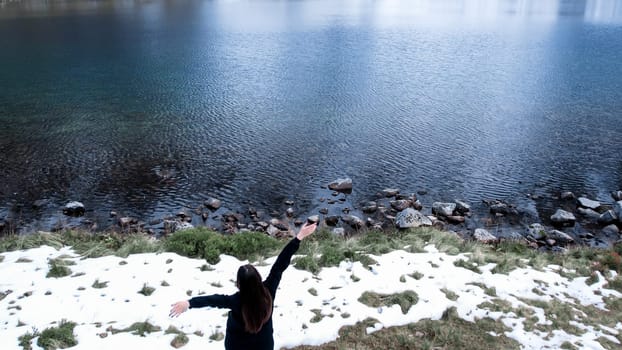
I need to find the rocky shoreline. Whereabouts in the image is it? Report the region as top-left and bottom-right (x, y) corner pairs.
(2, 178), (621, 251)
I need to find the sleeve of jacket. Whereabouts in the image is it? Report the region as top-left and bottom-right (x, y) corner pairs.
(188, 294), (235, 309)
(264, 237), (301, 294)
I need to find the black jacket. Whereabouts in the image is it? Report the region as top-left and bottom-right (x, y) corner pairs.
(188, 237), (301, 350)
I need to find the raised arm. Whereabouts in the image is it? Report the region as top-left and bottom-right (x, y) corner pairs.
(264, 223), (317, 293)
(170, 293), (235, 318)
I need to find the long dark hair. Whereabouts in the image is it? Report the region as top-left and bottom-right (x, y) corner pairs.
(236, 264), (273, 333)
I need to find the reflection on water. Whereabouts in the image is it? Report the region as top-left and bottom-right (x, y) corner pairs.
(0, 0), (621, 234)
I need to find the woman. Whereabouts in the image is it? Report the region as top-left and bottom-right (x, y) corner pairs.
(169, 222), (317, 349)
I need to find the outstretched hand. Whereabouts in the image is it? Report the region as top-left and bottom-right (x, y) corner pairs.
(296, 222), (317, 240)
(170, 300), (190, 318)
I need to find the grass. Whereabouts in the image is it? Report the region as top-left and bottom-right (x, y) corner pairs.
(92, 279), (108, 289)
(358, 290), (419, 314)
(3, 227), (622, 349)
(290, 307), (521, 350)
(138, 283), (155, 296)
(18, 327), (39, 350)
(36, 320), (77, 350)
(110, 321), (161, 337)
(46, 259), (72, 278)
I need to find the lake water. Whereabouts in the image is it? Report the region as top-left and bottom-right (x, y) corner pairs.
(1, 0), (622, 234)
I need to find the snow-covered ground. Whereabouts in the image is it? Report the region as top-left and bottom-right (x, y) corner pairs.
(1, 244), (621, 349)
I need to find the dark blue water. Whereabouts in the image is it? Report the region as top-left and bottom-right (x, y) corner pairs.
(1, 0), (622, 233)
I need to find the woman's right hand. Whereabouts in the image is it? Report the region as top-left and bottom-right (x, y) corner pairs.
(169, 300), (190, 318)
(296, 222), (317, 240)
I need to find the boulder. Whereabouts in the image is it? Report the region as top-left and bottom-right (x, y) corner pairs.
(286, 207), (295, 217)
(164, 220), (194, 233)
(550, 209), (576, 226)
(528, 223), (547, 240)
(432, 202), (456, 217)
(381, 188), (399, 197)
(328, 178), (353, 192)
(204, 198), (222, 210)
(598, 210), (618, 225)
(390, 199), (411, 211)
(395, 208), (432, 228)
(577, 197), (600, 210)
(307, 215), (320, 224)
(560, 191), (575, 200)
(473, 228), (497, 243)
(487, 200), (518, 216)
(362, 201), (378, 214)
(611, 190), (622, 201)
(266, 225), (280, 237)
(446, 216), (465, 224)
(614, 201), (622, 222)
(602, 224), (619, 236)
(546, 230), (574, 244)
(412, 200), (423, 211)
(504, 232), (526, 241)
(319, 208), (329, 215)
(342, 215), (363, 228)
(325, 216), (340, 226)
(577, 207), (601, 221)
(118, 217), (134, 226)
(454, 200), (471, 214)
(63, 201), (85, 216)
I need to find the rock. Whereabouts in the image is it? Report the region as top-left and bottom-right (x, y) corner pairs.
(342, 215), (363, 228)
(412, 200), (423, 211)
(528, 223), (547, 240)
(432, 202), (456, 217)
(266, 225), (280, 237)
(547, 230), (574, 244)
(176, 211), (190, 218)
(319, 208), (329, 215)
(381, 188), (399, 197)
(63, 201), (85, 216)
(204, 198), (222, 210)
(615, 201), (622, 222)
(110, 211), (118, 217)
(454, 200), (471, 214)
(32, 199), (49, 209)
(286, 208), (295, 217)
(325, 216), (339, 226)
(256, 221), (269, 230)
(560, 191), (575, 200)
(598, 210), (618, 225)
(307, 215), (320, 224)
(269, 219), (288, 230)
(473, 228), (497, 243)
(488, 201), (517, 216)
(602, 224), (619, 236)
(328, 178), (353, 192)
(390, 200), (411, 211)
(577, 207), (601, 220)
(118, 217), (133, 226)
(342, 207), (350, 214)
(550, 209), (576, 226)
(577, 197), (601, 210)
(611, 190), (622, 201)
(395, 208), (432, 228)
(546, 239), (556, 246)
(362, 202), (378, 214)
(446, 216), (465, 224)
(332, 228), (345, 236)
(284, 200), (294, 205)
(417, 190), (427, 195)
(164, 220), (194, 233)
(504, 232), (526, 241)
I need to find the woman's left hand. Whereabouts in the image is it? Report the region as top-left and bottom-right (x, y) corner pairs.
(170, 300), (190, 318)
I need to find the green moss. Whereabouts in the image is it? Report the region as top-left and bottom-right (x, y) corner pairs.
(171, 333), (189, 348)
(441, 288), (459, 301)
(358, 290), (418, 314)
(37, 320), (77, 350)
(454, 259), (482, 274)
(209, 331), (224, 341)
(91, 279), (108, 289)
(46, 259), (72, 278)
(138, 284), (155, 296)
(111, 321), (161, 337)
